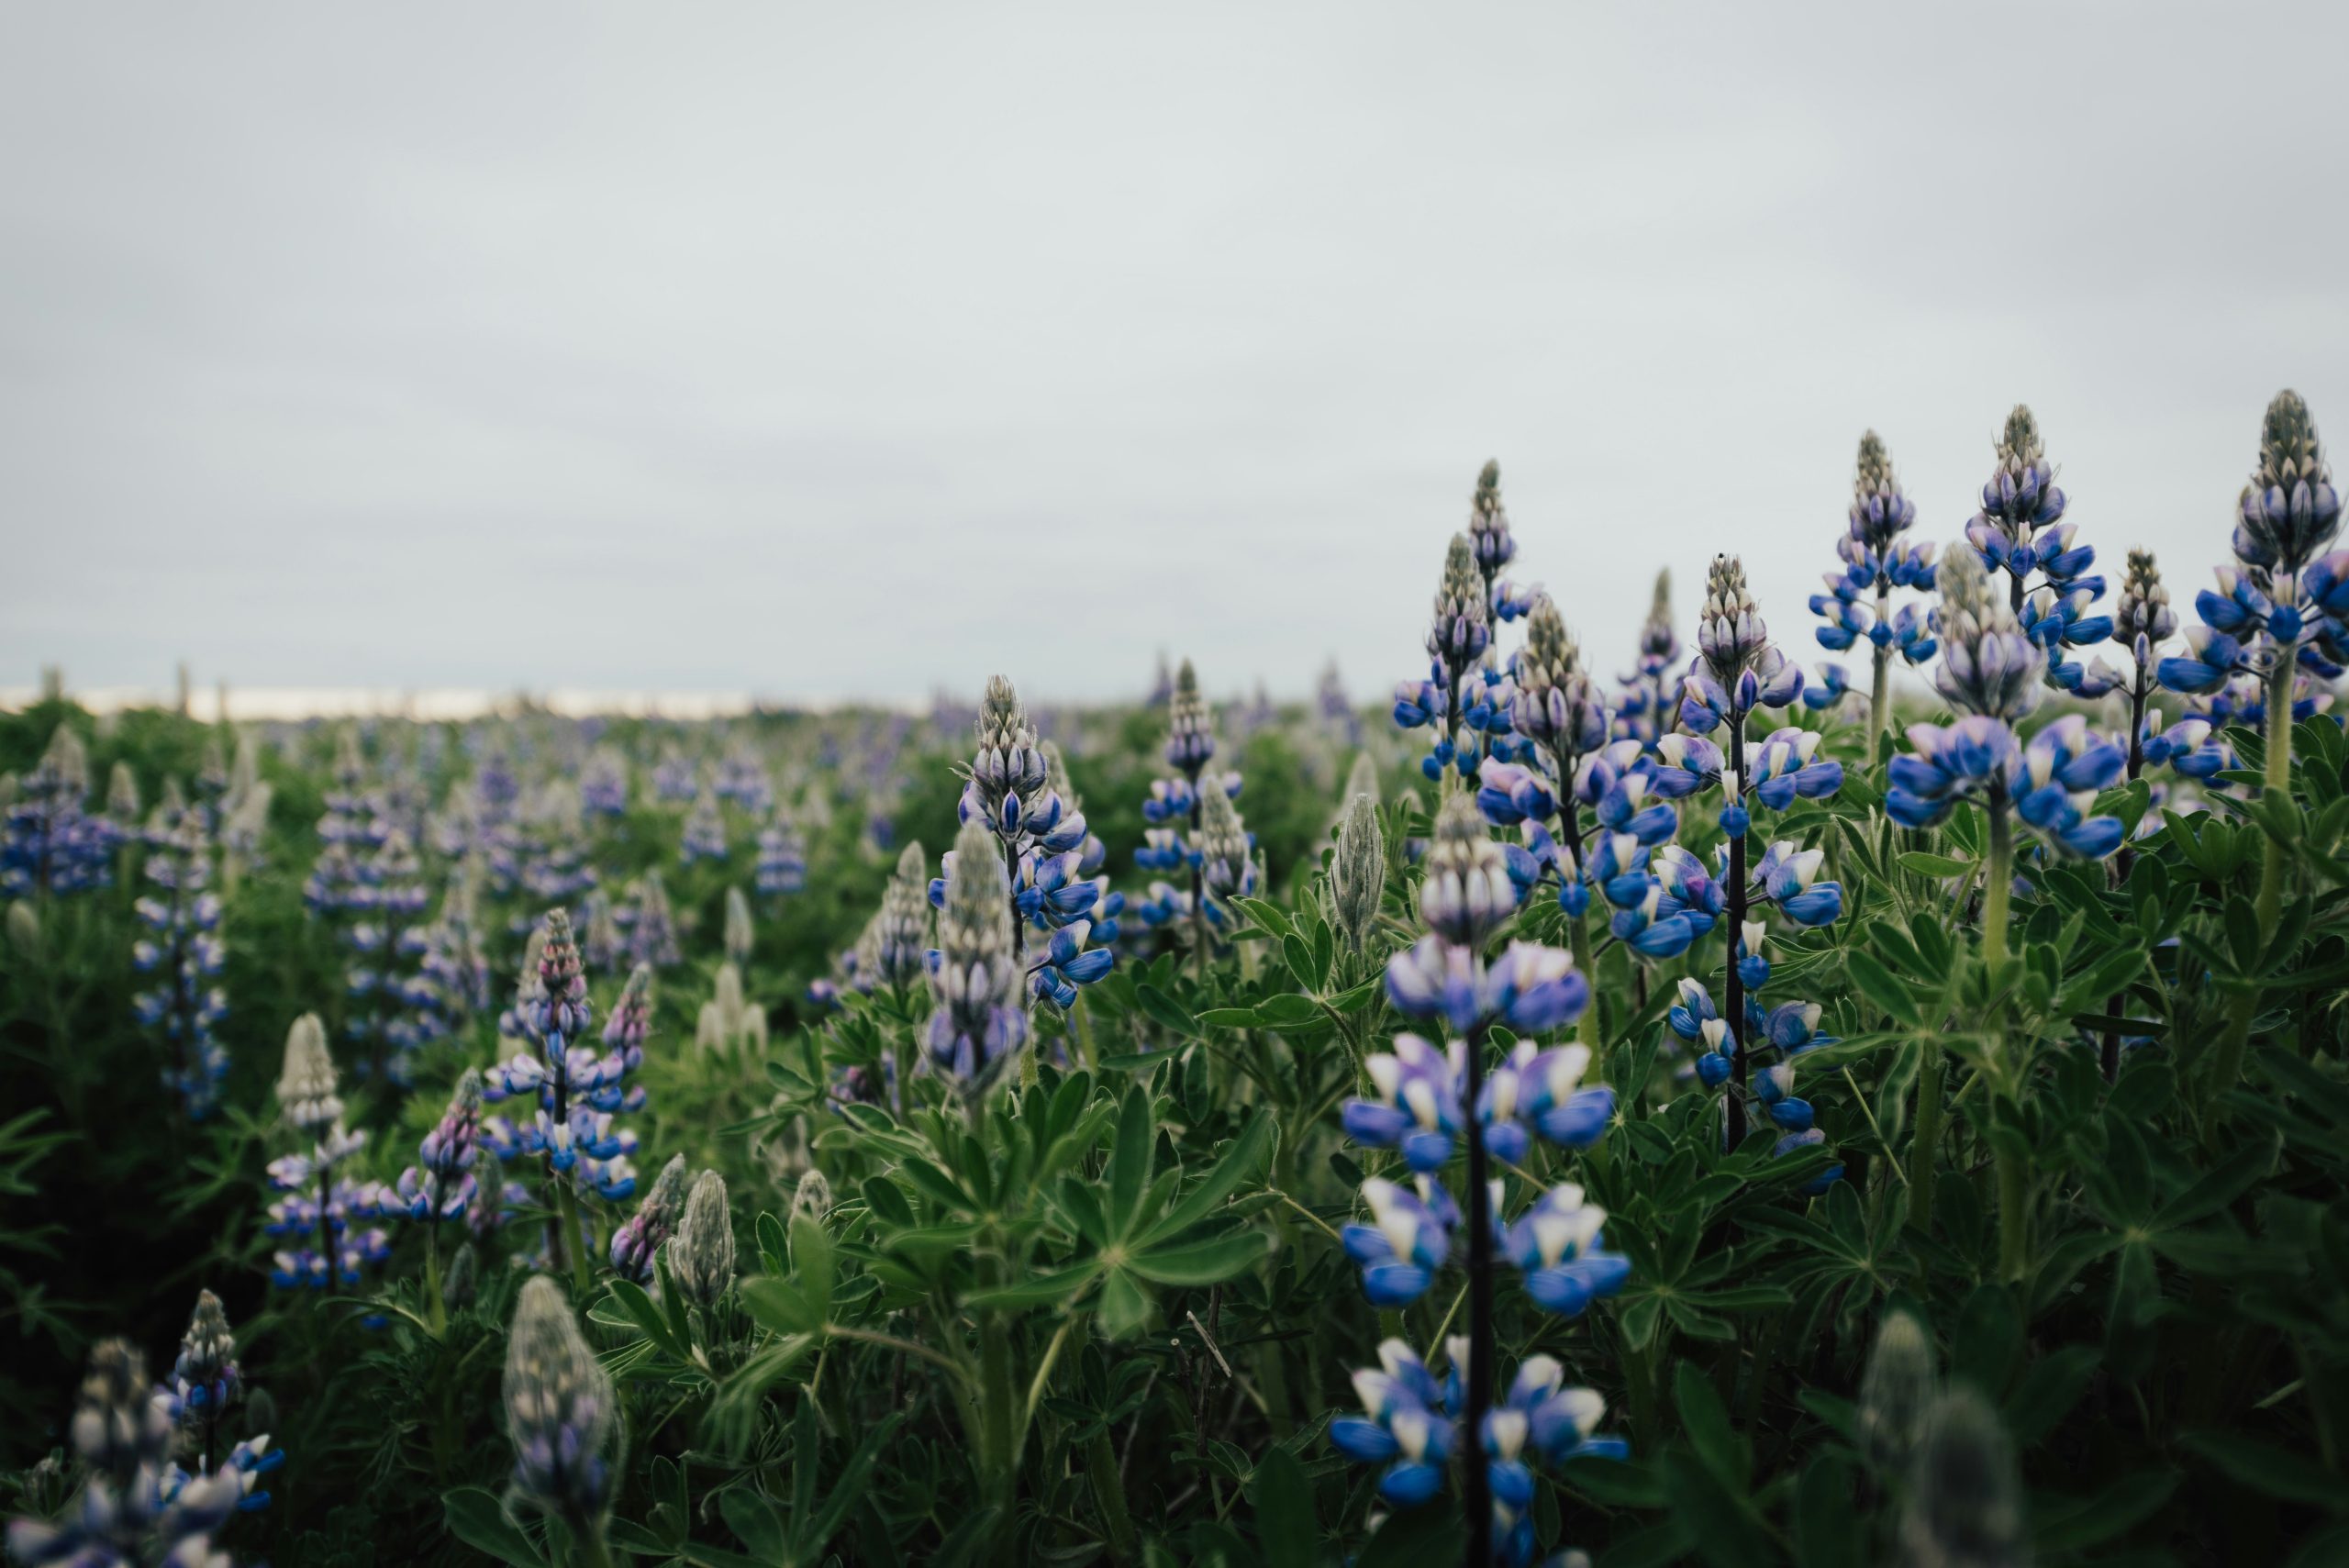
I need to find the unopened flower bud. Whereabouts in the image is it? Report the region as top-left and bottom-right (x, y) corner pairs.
(1860, 1309), (1934, 1475)
(275, 1013), (342, 1131)
(1329, 793), (1386, 952)
(1898, 1389), (2026, 1568)
(503, 1275), (615, 1526)
(670, 1170), (736, 1307)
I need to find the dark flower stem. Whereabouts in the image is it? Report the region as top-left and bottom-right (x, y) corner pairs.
(1723, 719), (1750, 1152)
(1460, 1011), (1493, 1568)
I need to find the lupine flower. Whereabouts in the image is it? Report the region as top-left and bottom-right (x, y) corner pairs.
(1466, 460), (1518, 584)
(581, 888), (625, 973)
(669, 1171), (735, 1307)
(680, 786), (729, 864)
(1613, 569), (1684, 749)
(755, 809), (807, 895)
(2, 726), (111, 898)
(1404, 534), (1496, 778)
(1417, 792), (1521, 949)
(1164, 660), (1216, 774)
(1682, 554), (1804, 732)
(1965, 408), (2107, 648)
(394, 1072), (484, 1223)
(411, 876), (494, 1048)
(161, 1291), (256, 1485)
(502, 1276), (616, 1532)
(627, 873), (681, 970)
(1860, 1311), (1935, 1476)
(963, 674), (1052, 844)
(132, 799), (228, 1118)
(1500, 1183), (1631, 1318)
(1194, 786), (1253, 906)
(484, 911), (642, 1205)
(1387, 935), (1589, 1037)
(2232, 388), (2343, 577)
(1509, 595), (1608, 772)
(2140, 712), (2233, 780)
(1328, 792), (1386, 953)
(580, 747), (629, 817)
(923, 819), (1028, 1093)
(6, 1339), (259, 1568)
(1341, 1177), (1456, 1306)
(1898, 1391), (2027, 1568)
(722, 886), (754, 968)
(106, 762), (141, 826)
(694, 962), (768, 1053)
(868, 843), (932, 987)
(651, 746), (697, 804)
(1330, 1340), (1457, 1507)
(1801, 662), (1854, 712)
(304, 728), (383, 917)
(1342, 1036), (1464, 1172)
(2162, 394), (2349, 703)
(1933, 546), (2044, 722)
(1814, 433), (1939, 694)
(1887, 716), (2126, 859)
(1330, 1339), (1623, 1562)
(609, 1152), (689, 1282)
(345, 828), (430, 1083)
(273, 1014), (342, 1133)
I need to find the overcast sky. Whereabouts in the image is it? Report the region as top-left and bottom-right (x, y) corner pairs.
(4, 3), (2344, 707)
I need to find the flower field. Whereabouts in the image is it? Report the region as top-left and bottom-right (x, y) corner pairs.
(4, 396), (2347, 1567)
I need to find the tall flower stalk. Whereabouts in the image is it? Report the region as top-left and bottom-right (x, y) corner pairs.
(1893, 547), (2125, 1268)
(2157, 391), (2347, 1108)
(1339, 792), (1625, 1565)
(1678, 555), (1806, 1148)
(1811, 431), (1937, 751)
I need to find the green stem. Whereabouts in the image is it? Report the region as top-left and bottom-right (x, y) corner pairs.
(555, 1179), (591, 1296)
(1567, 909), (1598, 1048)
(1986, 799), (2021, 1277)
(424, 1229), (448, 1339)
(1085, 1426), (1139, 1561)
(1982, 800), (2014, 964)
(574, 1518), (614, 1568)
(1996, 1133), (2030, 1284)
(1908, 1050), (1943, 1233)
(979, 1309), (1019, 1547)
(1869, 589), (1891, 755)
(2209, 659), (2297, 1116)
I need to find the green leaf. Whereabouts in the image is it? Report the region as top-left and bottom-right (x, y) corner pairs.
(1128, 1229), (1269, 1285)
(2032, 1469), (2180, 1552)
(738, 1275), (822, 1339)
(1844, 950), (1922, 1027)
(961, 1261), (1104, 1309)
(790, 1210), (836, 1318)
(1674, 1360), (1747, 1493)
(1898, 851), (1974, 879)
(1793, 1455), (1863, 1568)
(1108, 1084), (1154, 1235)
(1097, 1269), (1152, 1339)
(718, 1488), (788, 1557)
(861, 1175), (915, 1229)
(1135, 983), (1200, 1037)
(606, 1278), (685, 1357)
(2001, 1345), (2099, 1447)
(1253, 993), (1325, 1029)
(2176, 1431), (2349, 1510)
(1248, 1442), (1318, 1565)
(1952, 1283), (2022, 1401)
(1141, 1108), (1277, 1245)
(441, 1487), (543, 1568)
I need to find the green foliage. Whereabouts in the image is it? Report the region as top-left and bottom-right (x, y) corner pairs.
(2, 695), (2346, 1565)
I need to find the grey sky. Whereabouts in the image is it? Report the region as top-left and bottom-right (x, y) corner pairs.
(4, 3), (2344, 707)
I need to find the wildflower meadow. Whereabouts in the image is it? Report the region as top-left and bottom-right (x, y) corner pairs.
(6, 394), (2349, 1567)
